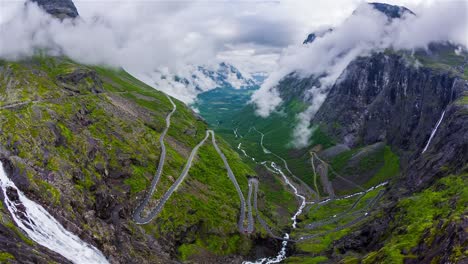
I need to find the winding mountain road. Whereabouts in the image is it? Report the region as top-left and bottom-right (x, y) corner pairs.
(297, 189), (385, 241)
(250, 178), (296, 242)
(133, 96), (254, 233)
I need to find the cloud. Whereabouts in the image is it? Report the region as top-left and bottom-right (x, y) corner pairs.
(250, 0), (467, 147)
(0, 0), (348, 103)
(0, 0), (302, 71)
(1, 0), (464, 112)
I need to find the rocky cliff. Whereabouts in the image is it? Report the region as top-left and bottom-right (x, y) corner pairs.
(30, 0), (79, 19)
(314, 50), (467, 187)
(276, 45), (467, 263)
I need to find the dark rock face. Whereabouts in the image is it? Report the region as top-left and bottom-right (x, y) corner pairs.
(303, 29), (333, 44)
(57, 68), (103, 94)
(314, 53), (465, 161)
(303, 33), (317, 45)
(406, 217), (468, 264)
(276, 73), (322, 102)
(309, 50), (467, 262)
(303, 3), (414, 45)
(368, 2), (415, 19)
(405, 101), (468, 191)
(314, 51), (468, 190)
(30, 0), (79, 19)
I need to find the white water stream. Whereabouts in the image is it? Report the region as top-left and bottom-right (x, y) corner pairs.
(0, 161), (109, 264)
(422, 110), (446, 153)
(243, 162), (306, 264)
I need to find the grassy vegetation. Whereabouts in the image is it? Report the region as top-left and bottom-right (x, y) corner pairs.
(328, 145), (399, 190)
(193, 86), (258, 126)
(385, 46), (467, 80)
(366, 146), (399, 187)
(286, 255), (328, 264)
(455, 93), (468, 105)
(292, 187), (384, 257)
(362, 174), (468, 263)
(0, 252), (14, 262)
(0, 55), (259, 260)
(330, 148), (360, 173)
(195, 92), (319, 186)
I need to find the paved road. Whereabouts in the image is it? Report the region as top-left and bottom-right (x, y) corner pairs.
(210, 131), (252, 233)
(133, 96), (254, 233)
(312, 152), (366, 192)
(246, 180), (254, 233)
(133, 95), (177, 224)
(310, 153), (335, 198)
(251, 178), (295, 242)
(305, 192), (365, 229)
(297, 189), (385, 242)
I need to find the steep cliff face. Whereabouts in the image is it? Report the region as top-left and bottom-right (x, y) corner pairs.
(304, 49), (468, 262)
(313, 51), (467, 187)
(247, 35), (467, 262)
(314, 52), (463, 151)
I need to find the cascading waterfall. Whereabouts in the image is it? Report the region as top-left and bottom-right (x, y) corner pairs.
(243, 162), (306, 264)
(422, 110), (446, 153)
(271, 163), (306, 229)
(0, 161), (109, 264)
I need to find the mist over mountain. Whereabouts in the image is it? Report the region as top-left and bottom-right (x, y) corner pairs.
(250, 1), (466, 147)
(132, 62), (261, 104)
(0, 0), (466, 264)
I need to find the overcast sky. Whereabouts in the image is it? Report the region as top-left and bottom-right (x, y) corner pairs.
(71, 0), (440, 73)
(1, 0), (465, 147)
(0, 0), (452, 74)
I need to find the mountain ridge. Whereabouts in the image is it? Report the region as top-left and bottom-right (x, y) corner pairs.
(29, 0), (79, 19)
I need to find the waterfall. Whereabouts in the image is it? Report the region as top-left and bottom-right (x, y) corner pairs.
(422, 110), (446, 153)
(0, 161), (109, 264)
(243, 162), (306, 264)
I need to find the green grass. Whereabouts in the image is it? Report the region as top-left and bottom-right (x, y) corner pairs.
(455, 94), (468, 105)
(124, 165), (151, 194)
(310, 127), (335, 149)
(366, 146), (400, 187)
(0, 252), (14, 262)
(362, 174), (468, 263)
(286, 256), (328, 264)
(4, 221), (34, 246)
(0, 56), (259, 260)
(330, 148), (360, 173)
(292, 187), (385, 256)
(329, 145), (399, 189)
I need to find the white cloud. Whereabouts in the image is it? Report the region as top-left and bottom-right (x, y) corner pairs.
(250, 0), (467, 147)
(0, 0), (465, 113)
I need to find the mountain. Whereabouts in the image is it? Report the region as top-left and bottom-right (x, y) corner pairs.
(0, 55), (291, 263)
(368, 2), (415, 19)
(303, 2), (415, 44)
(1, 1), (466, 263)
(29, 0), (79, 19)
(198, 62), (258, 90)
(134, 62), (260, 104)
(0, 1), (303, 263)
(204, 3), (467, 263)
(303, 28), (333, 45)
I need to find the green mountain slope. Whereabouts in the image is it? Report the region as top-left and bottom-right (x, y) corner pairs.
(195, 45), (467, 263)
(0, 55), (285, 263)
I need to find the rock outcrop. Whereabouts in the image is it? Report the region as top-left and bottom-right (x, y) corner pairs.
(314, 51), (467, 188)
(29, 0), (79, 19)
